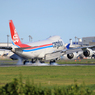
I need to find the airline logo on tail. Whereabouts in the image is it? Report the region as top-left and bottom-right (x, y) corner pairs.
(9, 20), (31, 48)
(13, 29), (19, 43)
(9, 20), (22, 46)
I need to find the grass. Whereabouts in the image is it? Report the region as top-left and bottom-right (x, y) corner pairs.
(0, 59), (95, 65)
(0, 66), (95, 88)
(0, 59), (95, 92)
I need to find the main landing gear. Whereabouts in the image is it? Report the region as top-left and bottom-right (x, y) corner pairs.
(23, 59), (57, 65)
(50, 60), (56, 65)
(49, 59), (58, 65)
(23, 58), (45, 65)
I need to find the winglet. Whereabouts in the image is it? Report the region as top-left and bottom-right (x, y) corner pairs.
(9, 20), (22, 46)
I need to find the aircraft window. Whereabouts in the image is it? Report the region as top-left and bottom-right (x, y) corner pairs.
(52, 41), (63, 48)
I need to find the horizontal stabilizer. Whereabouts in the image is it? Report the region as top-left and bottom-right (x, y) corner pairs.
(0, 47), (12, 50)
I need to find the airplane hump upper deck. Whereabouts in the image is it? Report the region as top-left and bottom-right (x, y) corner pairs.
(9, 20), (22, 46)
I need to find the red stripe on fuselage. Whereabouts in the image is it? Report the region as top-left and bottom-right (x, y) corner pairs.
(25, 43), (53, 50)
(18, 44), (31, 48)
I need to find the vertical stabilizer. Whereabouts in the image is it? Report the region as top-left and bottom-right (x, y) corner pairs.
(66, 43), (70, 49)
(9, 20), (22, 46)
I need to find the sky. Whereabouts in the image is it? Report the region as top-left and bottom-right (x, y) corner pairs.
(0, 0), (95, 44)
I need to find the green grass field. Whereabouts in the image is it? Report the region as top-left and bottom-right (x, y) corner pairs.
(0, 59), (95, 93)
(0, 66), (95, 89)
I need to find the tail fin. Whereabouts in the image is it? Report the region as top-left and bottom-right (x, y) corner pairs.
(9, 20), (22, 46)
(66, 43), (70, 49)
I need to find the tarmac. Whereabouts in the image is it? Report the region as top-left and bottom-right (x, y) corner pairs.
(0, 60), (95, 67)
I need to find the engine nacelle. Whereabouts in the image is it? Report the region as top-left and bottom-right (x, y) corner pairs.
(83, 48), (93, 57)
(62, 52), (78, 60)
(67, 53), (74, 59)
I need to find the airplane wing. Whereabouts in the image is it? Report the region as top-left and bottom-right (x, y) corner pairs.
(0, 46), (31, 53)
(62, 45), (95, 58)
(81, 45), (95, 50)
(45, 44), (91, 61)
(61, 47), (82, 55)
(0, 47), (12, 50)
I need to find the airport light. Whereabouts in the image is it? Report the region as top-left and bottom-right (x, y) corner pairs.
(69, 39), (72, 45)
(29, 35), (32, 42)
(7, 35), (9, 47)
(75, 36), (77, 46)
(75, 37), (82, 42)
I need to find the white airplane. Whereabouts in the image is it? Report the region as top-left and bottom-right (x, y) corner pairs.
(62, 44), (95, 60)
(82, 46), (95, 57)
(1, 20), (94, 65)
(62, 51), (83, 60)
(0, 20), (68, 65)
(62, 43), (83, 60)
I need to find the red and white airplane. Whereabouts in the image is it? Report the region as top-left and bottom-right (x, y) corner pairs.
(2, 20), (67, 65)
(1, 20), (95, 65)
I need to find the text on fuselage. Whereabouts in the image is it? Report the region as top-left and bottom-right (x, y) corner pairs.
(52, 41), (63, 48)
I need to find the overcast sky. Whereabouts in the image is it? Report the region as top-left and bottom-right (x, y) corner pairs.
(0, 0), (95, 44)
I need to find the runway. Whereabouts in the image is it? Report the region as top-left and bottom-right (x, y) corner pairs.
(0, 60), (95, 67)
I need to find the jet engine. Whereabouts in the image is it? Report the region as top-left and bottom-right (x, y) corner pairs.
(83, 48), (93, 57)
(62, 52), (78, 60)
(67, 53), (74, 59)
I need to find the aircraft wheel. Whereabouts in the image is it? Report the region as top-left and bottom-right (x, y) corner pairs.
(50, 60), (55, 65)
(23, 60), (27, 65)
(39, 58), (45, 63)
(40, 61), (45, 63)
(31, 59), (37, 63)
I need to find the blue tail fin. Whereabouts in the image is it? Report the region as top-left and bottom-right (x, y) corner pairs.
(66, 43), (70, 49)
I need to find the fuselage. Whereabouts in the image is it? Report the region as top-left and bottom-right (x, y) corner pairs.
(13, 36), (64, 60)
(9, 20), (65, 61)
